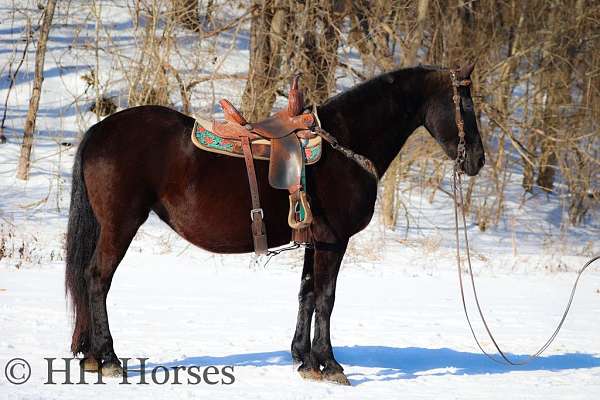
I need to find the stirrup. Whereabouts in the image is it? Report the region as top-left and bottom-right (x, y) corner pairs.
(288, 191), (313, 229)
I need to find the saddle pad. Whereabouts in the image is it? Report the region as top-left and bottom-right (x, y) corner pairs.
(191, 118), (322, 165)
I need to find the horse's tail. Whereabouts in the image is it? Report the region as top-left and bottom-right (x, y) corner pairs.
(65, 126), (100, 355)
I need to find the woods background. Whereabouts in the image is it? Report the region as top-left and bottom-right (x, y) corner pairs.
(2, 0), (599, 235)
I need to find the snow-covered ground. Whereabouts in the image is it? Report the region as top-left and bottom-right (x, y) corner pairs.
(1, 254), (600, 399)
(1, 1), (599, 399)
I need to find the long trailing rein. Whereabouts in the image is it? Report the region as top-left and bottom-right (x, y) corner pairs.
(450, 70), (600, 366)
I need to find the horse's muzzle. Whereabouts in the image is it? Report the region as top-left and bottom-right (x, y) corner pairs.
(464, 150), (485, 176)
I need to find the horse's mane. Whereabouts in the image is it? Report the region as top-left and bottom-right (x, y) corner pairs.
(320, 64), (448, 109)
(319, 65), (448, 117)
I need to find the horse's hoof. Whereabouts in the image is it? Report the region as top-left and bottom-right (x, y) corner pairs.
(298, 366), (322, 381)
(323, 370), (351, 386)
(101, 362), (124, 378)
(80, 357), (100, 373)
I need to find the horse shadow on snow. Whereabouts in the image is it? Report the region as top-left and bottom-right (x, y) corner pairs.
(126, 346), (600, 385)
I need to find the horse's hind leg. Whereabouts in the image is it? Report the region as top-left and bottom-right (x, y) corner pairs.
(291, 247), (321, 380)
(85, 208), (149, 376)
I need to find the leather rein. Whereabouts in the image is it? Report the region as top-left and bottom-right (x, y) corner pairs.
(449, 70), (600, 365)
(311, 109), (379, 181)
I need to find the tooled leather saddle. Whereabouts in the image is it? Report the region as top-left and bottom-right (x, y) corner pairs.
(193, 75), (319, 255)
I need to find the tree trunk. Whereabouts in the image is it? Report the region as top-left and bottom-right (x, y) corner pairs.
(536, 5), (571, 193)
(382, 0), (429, 229)
(404, 0), (430, 65)
(294, 0), (344, 105)
(241, 0), (288, 121)
(16, 0), (56, 181)
(348, 0), (395, 76)
(521, 77), (535, 192)
(491, 2), (522, 221)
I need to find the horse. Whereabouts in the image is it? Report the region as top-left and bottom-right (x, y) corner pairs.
(65, 64), (485, 385)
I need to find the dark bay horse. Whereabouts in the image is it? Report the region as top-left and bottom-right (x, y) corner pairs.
(65, 64), (485, 384)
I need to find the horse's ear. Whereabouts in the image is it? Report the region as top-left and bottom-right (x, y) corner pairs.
(458, 62), (475, 79)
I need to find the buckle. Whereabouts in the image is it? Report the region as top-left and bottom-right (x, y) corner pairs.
(250, 208), (264, 221)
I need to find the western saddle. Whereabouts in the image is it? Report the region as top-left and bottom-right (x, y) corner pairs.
(209, 75), (318, 255)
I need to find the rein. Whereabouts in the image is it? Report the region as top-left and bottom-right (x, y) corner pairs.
(450, 70), (600, 365)
(312, 106), (379, 181)
(314, 126), (379, 180)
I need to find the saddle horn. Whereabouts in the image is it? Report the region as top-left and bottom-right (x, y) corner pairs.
(287, 74), (304, 117)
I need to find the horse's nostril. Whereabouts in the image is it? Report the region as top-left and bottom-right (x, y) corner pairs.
(478, 155), (485, 169)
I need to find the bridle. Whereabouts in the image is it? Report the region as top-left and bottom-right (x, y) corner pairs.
(450, 69), (471, 174)
(449, 69), (600, 366)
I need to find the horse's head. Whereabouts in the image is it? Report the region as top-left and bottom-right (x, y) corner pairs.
(423, 63), (485, 176)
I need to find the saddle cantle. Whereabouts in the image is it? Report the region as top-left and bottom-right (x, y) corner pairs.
(191, 75), (320, 255)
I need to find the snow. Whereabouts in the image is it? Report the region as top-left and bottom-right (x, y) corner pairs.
(1, 1), (599, 399)
(1, 258), (599, 399)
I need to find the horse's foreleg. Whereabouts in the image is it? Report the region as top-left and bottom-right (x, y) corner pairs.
(311, 241), (349, 385)
(291, 247), (320, 379)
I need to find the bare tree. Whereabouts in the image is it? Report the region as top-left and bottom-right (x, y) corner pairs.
(22, 0), (593, 229)
(241, 0), (289, 121)
(16, 0), (57, 180)
(293, 0), (345, 105)
(381, 0), (429, 228)
(348, 0), (396, 76)
(1, 19), (32, 144)
(171, 0), (200, 31)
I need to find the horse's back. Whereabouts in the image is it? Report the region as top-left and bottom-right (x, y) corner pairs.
(81, 105), (196, 218)
(86, 105), (194, 150)
(83, 105), (194, 173)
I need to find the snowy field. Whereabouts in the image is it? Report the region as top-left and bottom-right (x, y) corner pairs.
(1, 1), (600, 399)
(1, 251), (600, 399)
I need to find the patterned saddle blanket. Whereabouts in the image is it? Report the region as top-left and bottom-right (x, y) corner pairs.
(191, 117), (322, 165)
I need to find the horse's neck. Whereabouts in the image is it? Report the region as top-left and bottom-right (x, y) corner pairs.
(318, 71), (432, 176)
